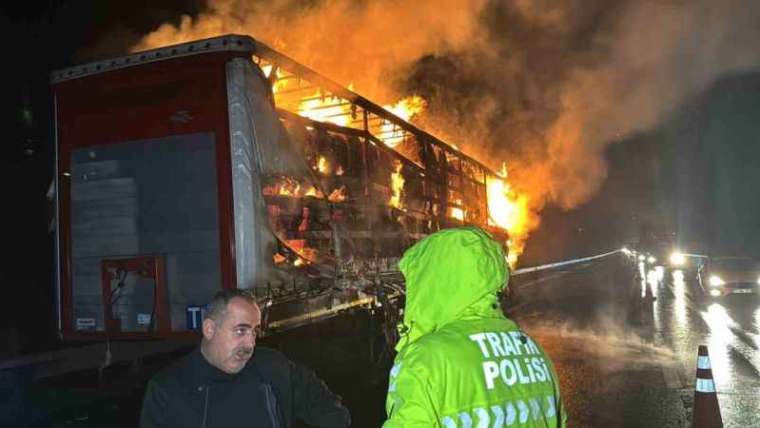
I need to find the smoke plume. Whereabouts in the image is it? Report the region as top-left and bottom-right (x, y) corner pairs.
(134, 0), (760, 222)
(133, 0), (488, 103)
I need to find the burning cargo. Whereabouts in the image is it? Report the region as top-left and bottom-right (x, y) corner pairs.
(51, 34), (517, 342)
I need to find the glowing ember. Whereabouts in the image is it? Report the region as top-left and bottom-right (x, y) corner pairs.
(273, 253), (286, 264)
(328, 186), (347, 203)
(304, 186), (323, 198)
(315, 156), (329, 174)
(286, 246), (319, 266)
(381, 96), (426, 148)
(389, 160), (405, 208)
(267, 177), (301, 197)
(264, 177), (329, 199)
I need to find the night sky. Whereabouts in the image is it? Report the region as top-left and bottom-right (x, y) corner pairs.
(0, 1), (205, 353)
(2, 1), (760, 353)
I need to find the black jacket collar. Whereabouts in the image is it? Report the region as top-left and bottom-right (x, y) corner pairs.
(190, 349), (239, 388)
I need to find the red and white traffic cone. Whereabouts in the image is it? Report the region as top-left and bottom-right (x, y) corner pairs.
(692, 345), (723, 428)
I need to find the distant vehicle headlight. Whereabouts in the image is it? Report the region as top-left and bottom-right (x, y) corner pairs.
(670, 252), (686, 266)
(709, 275), (725, 287)
(709, 289), (722, 297)
(647, 256), (656, 264)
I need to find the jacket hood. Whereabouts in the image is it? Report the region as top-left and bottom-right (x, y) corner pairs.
(396, 227), (509, 351)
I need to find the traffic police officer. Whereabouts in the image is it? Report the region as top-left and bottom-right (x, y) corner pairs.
(383, 227), (567, 427)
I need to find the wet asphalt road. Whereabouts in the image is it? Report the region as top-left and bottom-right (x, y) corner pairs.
(510, 255), (686, 427)
(649, 262), (760, 427)
(511, 254), (760, 427)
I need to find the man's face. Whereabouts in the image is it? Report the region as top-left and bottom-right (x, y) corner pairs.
(202, 297), (261, 374)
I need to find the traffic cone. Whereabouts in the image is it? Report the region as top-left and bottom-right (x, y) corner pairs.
(692, 345), (723, 428)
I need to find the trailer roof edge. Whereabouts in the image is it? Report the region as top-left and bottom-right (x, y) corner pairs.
(50, 34), (256, 84)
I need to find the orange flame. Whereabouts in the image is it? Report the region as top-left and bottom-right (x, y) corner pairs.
(284, 240), (317, 266)
(498, 162), (508, 177)
(389, 160), (405, 208)
(264, 177), (328, 199)
(275, 178), (301, 197)
(260, 64), (287, 94)
(487, 162), (532, 267)
(297, 89), (353, 127)
(294, 90), (426, 144)
(265, 64), (532, 267)
(381, 96), (426, 148)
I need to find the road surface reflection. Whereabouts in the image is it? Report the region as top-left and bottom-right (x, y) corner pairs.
(647, 264), (760, 426)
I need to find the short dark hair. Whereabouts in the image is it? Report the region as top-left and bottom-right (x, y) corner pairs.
(204, 289), (257, 322)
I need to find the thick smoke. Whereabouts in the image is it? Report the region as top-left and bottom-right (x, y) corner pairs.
(134, 0), (760, 215)
(406, 0), (760, 211)
(133, 0), (488, 103)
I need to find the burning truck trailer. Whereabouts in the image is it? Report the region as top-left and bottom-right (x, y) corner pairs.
(43, 34), (513, 374)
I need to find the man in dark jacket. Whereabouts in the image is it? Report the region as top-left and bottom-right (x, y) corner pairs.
(140, 289), (350, 427)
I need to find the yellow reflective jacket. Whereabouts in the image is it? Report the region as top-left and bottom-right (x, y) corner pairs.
(383, 227), (567, 427)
